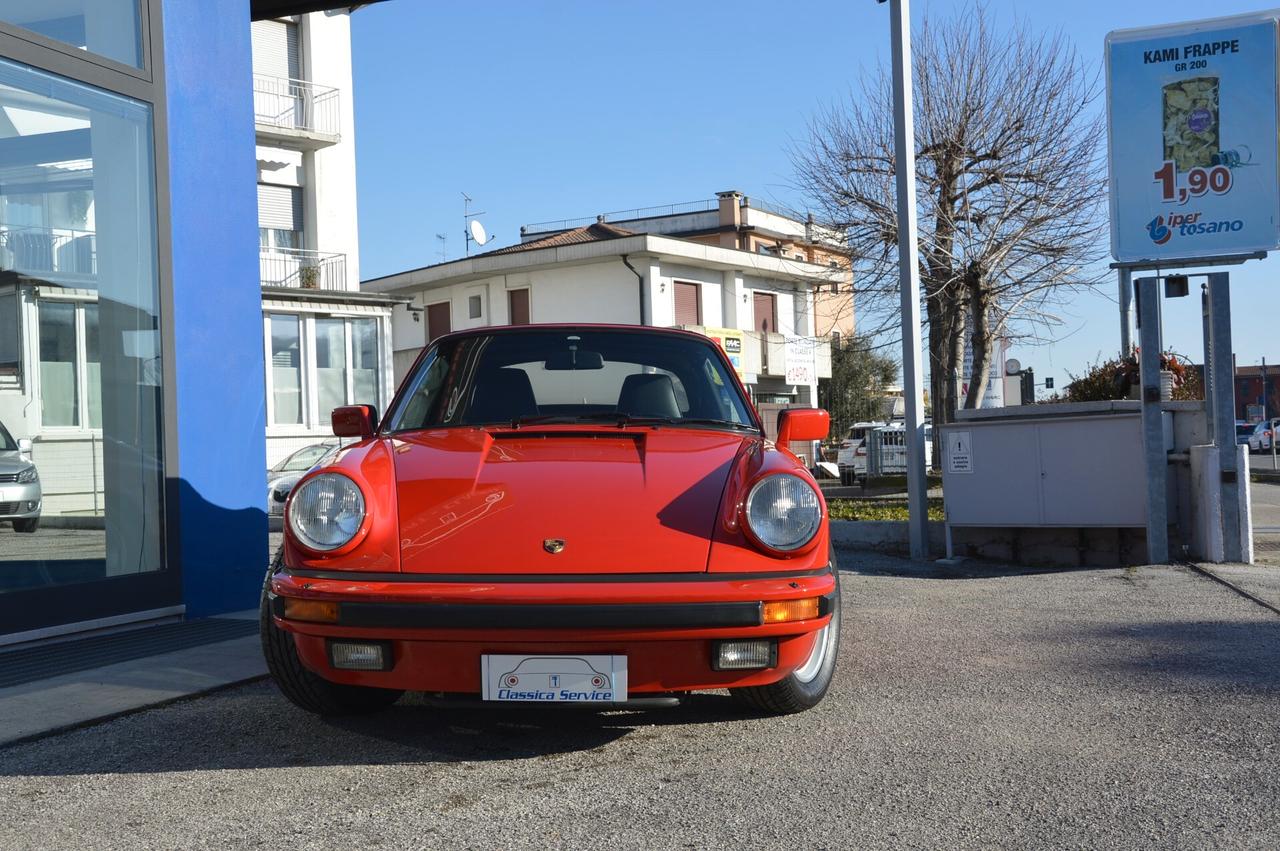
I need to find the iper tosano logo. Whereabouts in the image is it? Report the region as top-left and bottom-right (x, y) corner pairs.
(1146, 211), (1244, 245)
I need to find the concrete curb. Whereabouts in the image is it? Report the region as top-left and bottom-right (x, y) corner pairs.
(830, 520), (947, 554)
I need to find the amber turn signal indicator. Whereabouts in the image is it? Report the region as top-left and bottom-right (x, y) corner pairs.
(282, 598), (340, 623)
(761, 597), (820, 624)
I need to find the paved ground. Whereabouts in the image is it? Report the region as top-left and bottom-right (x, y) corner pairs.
(1250, 481), (1280, 565)
(0, 527), (105, 561)
(2, 552), (1278, 849)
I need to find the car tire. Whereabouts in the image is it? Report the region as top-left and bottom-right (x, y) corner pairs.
(730, 555), (842, 716)
(260, 549), (404, 716)
(13, 516), (39, 534)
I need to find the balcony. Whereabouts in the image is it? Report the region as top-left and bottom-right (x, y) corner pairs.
(260, 248), (347, 291)
(253, 74), (340, 149)
(0, 224), (96, 285)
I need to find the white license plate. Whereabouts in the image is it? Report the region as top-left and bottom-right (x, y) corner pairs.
(481, 654), (627, 703)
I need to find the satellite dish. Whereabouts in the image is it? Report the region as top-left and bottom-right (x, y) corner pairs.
(469, 219), (489, 246)
(1005, 358), (1022, 375)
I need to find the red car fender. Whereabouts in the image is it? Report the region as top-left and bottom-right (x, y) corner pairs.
(707, 438), (831, 572)
(282, 438), (401, 573)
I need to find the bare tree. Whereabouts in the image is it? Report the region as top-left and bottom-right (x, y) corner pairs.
(792, 4), (1107, 428)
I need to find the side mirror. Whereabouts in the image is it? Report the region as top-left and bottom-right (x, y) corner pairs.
(776, 408), (830, 446)
(16, 438), (32, 453)
(332, 404), (378, 439)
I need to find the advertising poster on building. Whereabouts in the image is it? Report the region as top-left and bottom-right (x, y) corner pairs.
(703, 327), (745, 377)
(1107, 12), (1280, 262)
(784, 337), (817, 386)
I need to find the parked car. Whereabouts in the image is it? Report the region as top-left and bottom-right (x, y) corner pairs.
(1248, 419), (1278, 453)
(1236, 421), (1254, 446)
(835, 422), (886, 485)
(267, 442), (340, 516)
(262, 325), (839, 716)
(0, 419), (41, 533)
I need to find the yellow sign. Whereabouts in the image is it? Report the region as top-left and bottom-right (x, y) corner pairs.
(703, 327), (745, 376)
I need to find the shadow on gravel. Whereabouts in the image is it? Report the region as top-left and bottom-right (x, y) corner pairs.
(836, 552), (1109, 581)
(0, 688), (771, 776)
(1063, 620), (1280, 689)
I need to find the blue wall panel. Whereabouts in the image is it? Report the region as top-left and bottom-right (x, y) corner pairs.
(161, 0), (268, 616)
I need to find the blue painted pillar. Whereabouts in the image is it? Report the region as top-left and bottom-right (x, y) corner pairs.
(161, 0), (268, 616)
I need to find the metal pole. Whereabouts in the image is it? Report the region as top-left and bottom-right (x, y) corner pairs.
(888, 0), (929, 560)
(1207, 272), (1243, 562)
(1201, 283), (1215, 444)
(1118, 267), (1133, 355)
(1136, 276), (1168, 564)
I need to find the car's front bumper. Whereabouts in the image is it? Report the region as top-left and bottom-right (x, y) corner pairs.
(0, 481), (41, 519)
(268, 565), (838, 694)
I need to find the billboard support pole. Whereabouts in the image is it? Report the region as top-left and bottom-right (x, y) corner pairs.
(1206, 272), (1244, 563)
(1118, 267), (1133, 355)
(1136, 275), (1168, 564)
(887, 0), (930, 560)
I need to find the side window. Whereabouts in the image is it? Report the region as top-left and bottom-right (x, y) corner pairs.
(393, 350), (448, 430)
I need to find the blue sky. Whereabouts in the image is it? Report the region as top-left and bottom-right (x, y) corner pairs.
(352, 0), (1280, 391)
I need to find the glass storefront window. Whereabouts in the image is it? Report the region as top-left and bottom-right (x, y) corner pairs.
(0, 1), (144, 69)
(270, 314), (303, 425)
(0, 55), (163, 596)
(315, 317), (346, 425)
(352, 318), (379, 407)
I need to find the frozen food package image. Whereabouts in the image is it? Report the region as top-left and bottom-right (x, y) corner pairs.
(1163, 76), (1219, 170)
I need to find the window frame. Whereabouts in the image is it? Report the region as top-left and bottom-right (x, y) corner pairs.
(265, 310), (386, 432)
(33, 292), (100, 434)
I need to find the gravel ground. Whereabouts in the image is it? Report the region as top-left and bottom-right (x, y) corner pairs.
(1, 553), (1278, 850)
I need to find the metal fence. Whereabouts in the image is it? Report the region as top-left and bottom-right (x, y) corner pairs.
(865, 428), (934, 476)
(252, 74), (341, 139)
(259, 248), (347, 290)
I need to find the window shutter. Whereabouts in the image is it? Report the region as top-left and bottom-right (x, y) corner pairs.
(251, 19), (300, 80)
(258, 184), (302, 231)
(426, 302), (451, 342)
(753, 292), (777, 334)
(508, 289), (530, 325)
(674, 281), (701, 326)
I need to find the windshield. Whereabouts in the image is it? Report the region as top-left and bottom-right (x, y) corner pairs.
(273, 444), (334, 473)
(1238, 424), (1255, 437)
(386, 329), (758, 432)
(0, 420), (14, 452)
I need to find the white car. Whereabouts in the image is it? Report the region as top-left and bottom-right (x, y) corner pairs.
(1248, 419), (1277, 453)
(0, 419), (41, 533)
(835, 421), (887, 485)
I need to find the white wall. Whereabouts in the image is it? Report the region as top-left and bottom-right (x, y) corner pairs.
(302, 11), (360, 289)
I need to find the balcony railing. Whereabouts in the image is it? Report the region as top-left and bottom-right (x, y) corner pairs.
(260, 248), (347, 291)
(0, 224), (96, 282)
(253, 74), (340, 140)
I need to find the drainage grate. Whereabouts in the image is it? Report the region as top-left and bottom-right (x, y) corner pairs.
(0, 618), (259, 690)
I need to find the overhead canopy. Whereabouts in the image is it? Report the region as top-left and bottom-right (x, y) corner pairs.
(250, 1), (386, 21)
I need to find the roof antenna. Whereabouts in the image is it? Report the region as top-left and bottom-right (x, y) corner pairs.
(463, 192), (493, 256)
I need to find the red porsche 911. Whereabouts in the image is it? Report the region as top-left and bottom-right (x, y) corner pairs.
(262, 324), (840, 715)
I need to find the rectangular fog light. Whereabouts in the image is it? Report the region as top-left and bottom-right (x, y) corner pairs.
(328, 640), (392, 671)
(712, 639), (776, 671)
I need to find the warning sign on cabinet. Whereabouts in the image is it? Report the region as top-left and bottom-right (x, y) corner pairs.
(947, 431), (973, 474)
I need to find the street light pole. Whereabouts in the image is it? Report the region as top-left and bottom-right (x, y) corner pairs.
(886, 0), (930, 559)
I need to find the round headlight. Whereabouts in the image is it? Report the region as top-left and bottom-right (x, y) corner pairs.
(744, 474), (822, 552)
(288, 473), (365, 551)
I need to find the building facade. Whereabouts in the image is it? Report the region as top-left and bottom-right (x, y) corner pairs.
(364, 207), (843, 438)
(251, 10), (398, 467)
(0, 0), (369, 645)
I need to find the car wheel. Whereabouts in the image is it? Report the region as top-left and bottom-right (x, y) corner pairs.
(260, 549), (404, 716)
(730, 558), (842, 716)
(13, 516), (39, 534)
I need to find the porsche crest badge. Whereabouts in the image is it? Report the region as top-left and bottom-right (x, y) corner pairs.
(542, 538), (566, 554)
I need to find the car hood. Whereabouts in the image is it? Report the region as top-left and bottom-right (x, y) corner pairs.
(0, 450), (32, 474)
(391, 427), (751, 574)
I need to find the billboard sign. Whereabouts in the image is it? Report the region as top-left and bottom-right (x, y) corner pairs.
(1107, 12), (1280, 262)
(703, 326), (745, 376)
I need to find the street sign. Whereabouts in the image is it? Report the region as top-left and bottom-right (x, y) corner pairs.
(1106, 11), (1280, 262)
(703, 327), (745, 377)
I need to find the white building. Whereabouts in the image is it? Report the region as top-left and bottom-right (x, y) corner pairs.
(252, 10), (400, 467)
(364, 203), (844, 436)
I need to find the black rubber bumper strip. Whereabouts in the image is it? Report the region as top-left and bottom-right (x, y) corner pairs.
(274, 592), (837, 630)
